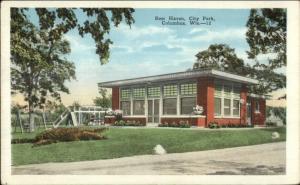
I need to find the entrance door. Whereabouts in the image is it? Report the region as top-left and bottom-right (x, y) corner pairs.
(148, 99), (160, 123)
(246, 100), (252, 125)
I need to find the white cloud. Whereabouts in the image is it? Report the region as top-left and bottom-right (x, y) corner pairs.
(115, 24), (175, 39)
(64, 35), (96, 52)
(191, 27), (247, 42)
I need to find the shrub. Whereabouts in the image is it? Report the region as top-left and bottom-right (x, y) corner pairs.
(266, 121), (276, 127)
(158, 121), (190, 128)
(113, 120), (145, 126)
(11, 138), (36, 144)
(33, 127), (107, 146)
(208, 121), (219, 129)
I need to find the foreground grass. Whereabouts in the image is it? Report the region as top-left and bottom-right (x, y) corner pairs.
(12, 127), (286, 166)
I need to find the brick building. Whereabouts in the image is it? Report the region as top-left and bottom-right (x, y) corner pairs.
(98, 69), (266, 127)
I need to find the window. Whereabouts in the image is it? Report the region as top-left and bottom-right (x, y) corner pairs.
(163, 98), (177, 115)
(214, 97), (221, 116)
(233, 86), (240, 99)
(255, 101), (260, 113)
(120, 101), (131, 115)
(215, 84), (222, 97)
(224, 85), (232, 98)
(233, 100), (240, 116)
(133, 88), (145, 99)
(121, 89), (131, 99)
(224, 99), (231, 116)
(214, 82), (241, 117)
(180, 83), (196, 95)
(181, 97), (196, 114)
(163, 84), (177, 97)
(133, 100), (145, 115)
(148, 87), (160, 97)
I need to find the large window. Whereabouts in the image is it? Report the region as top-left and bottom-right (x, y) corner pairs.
(180, 83), (196, 115)
(214, 82), (241, 117)
(120, 101), (131, 115)
(133, 88), (145, 99)
(224, 98), (231, 116)
(214, 97), (221, 116)
(163, 84), (177, 97)
(148, 87), (160, 97)
(233, 100), (240, 116)
(133, 100), (145, 115)
(163, 98), (177, 115)
(120, 88), (131, 115)
(180, 83), (196, 95)
(181, 97), (196, 114)
(121, 89), (131, 99)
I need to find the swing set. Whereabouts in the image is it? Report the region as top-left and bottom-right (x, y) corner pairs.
(13, 106), (110, 133)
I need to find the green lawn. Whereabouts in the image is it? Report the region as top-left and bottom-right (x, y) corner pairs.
(12, 127), (286, 166)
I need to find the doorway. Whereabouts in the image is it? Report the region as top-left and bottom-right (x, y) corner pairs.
(246, 100), (252, 125)
(148, 99), (160, 123)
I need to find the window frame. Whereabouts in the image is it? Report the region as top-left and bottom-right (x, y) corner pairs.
(163, 84), (178, 97)
(120, 101), (131, 116)
(214, 82), (241, 118)
(180, 96), (196, 115)
(133, 100), (145, 115)
(232, 99), (240, 117)
(163, 97), (177, 115)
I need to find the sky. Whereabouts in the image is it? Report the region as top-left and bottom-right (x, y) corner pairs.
(12, 8), (286, 107)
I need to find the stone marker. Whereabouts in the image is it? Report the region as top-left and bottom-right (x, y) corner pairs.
(154, 144), (167, 155)
(272, 132), (280, 139)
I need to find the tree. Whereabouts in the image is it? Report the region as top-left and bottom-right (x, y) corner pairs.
(35, 8), (135, 64)
(11, 8), (134, 131)
(11, 9), (76, 131)
(246, 8), (286, 95)
(93, 88), (112, 108)
(193, 44), (247, 75)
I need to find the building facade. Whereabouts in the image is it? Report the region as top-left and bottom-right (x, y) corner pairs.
(98, 69), (266, 127)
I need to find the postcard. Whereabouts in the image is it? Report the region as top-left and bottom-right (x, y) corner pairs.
(1, 1), (299, 184)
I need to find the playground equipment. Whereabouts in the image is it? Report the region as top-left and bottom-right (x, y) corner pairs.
(14, 110), (46, 133)
(14, 106), (110, 133)
(52, 106), (109, 128)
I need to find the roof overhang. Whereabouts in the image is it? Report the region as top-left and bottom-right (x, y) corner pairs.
(248, 93), (270, 99)
(98, 69), (259, 88)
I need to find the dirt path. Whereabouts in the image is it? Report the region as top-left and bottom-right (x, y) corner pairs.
(12, 142), (285, 175)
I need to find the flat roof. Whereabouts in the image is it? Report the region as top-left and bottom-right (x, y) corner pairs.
(98, 69), (259, 88)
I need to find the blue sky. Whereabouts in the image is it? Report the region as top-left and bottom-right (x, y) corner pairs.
(21, 8), (285, 106)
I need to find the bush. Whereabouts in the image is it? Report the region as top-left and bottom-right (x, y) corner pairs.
(266, 121), (276, 127)
(158, 120), (191, 128)
(113, 120), (145, 127)
(11, 138), (36, 144)
(33, 127), (107, 146)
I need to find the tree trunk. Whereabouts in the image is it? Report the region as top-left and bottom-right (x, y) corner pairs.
(28, 103), (35, 132)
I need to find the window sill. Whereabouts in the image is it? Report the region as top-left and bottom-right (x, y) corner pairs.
(123, 115), (147, 118)
(214, 116), (241, 119)
(161, 115), (206, 118)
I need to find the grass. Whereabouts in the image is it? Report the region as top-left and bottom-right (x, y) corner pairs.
(12, 127), (286, 166)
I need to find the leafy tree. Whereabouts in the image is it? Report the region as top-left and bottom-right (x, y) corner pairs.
(35, 8), (135, 64)
(93, 88), (112, 108)
(11, 8), (135, 131)
(193, 44), (247, 75)
(11, 9), (76, 131)
(266, 106), (286, 125)
(246, 8), (286, 95)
